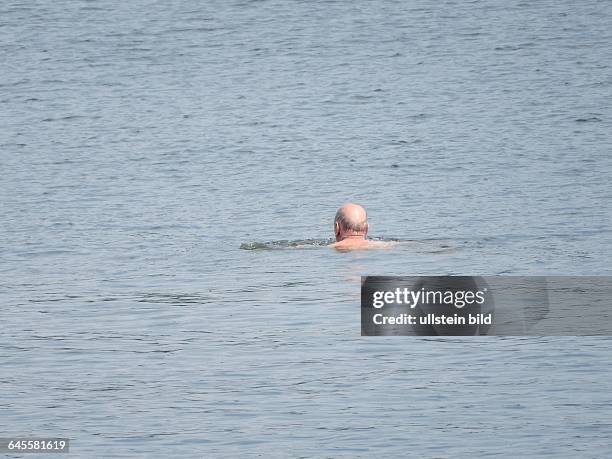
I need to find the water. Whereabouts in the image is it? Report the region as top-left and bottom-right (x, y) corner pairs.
(1, 0), (612, 456)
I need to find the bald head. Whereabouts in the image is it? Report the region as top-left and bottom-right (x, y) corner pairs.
(334, 203), (368, 241)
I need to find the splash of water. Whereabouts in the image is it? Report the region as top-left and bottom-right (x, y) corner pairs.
(238, 237), (420, 251)
(240, 238), (335, 250)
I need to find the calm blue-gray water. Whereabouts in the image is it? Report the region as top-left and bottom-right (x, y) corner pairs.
(2, 0), (612, 457)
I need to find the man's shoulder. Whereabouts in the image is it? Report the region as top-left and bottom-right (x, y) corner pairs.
(329, 239), (374, 251)
(329, 239), (399, 251)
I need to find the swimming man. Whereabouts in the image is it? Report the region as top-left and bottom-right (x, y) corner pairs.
(329, 203), (392, 251)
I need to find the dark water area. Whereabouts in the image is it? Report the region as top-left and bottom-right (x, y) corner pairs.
(1, 0), (612, 457)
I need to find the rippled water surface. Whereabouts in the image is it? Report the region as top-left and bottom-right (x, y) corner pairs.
(2, 0), (612, 457)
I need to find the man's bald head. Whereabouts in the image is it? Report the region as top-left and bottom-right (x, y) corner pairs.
(334, 203), (369, 241)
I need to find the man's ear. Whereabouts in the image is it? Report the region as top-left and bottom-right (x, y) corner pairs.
(335, 221), (341, 238)
(364, 223), (369, 236)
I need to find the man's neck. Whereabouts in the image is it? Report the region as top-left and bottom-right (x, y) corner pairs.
(340, 233), (366, 241)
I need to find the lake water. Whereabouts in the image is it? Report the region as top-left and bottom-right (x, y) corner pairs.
(1, 0), (612, 456)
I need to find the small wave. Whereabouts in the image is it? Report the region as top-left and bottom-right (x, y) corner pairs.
(575, 117), (602, 123)
(240, 239), (334, 250)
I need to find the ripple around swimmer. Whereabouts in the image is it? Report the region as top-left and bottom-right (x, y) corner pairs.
(239, 238), (335, 250)
(238, 237), (454, 252)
